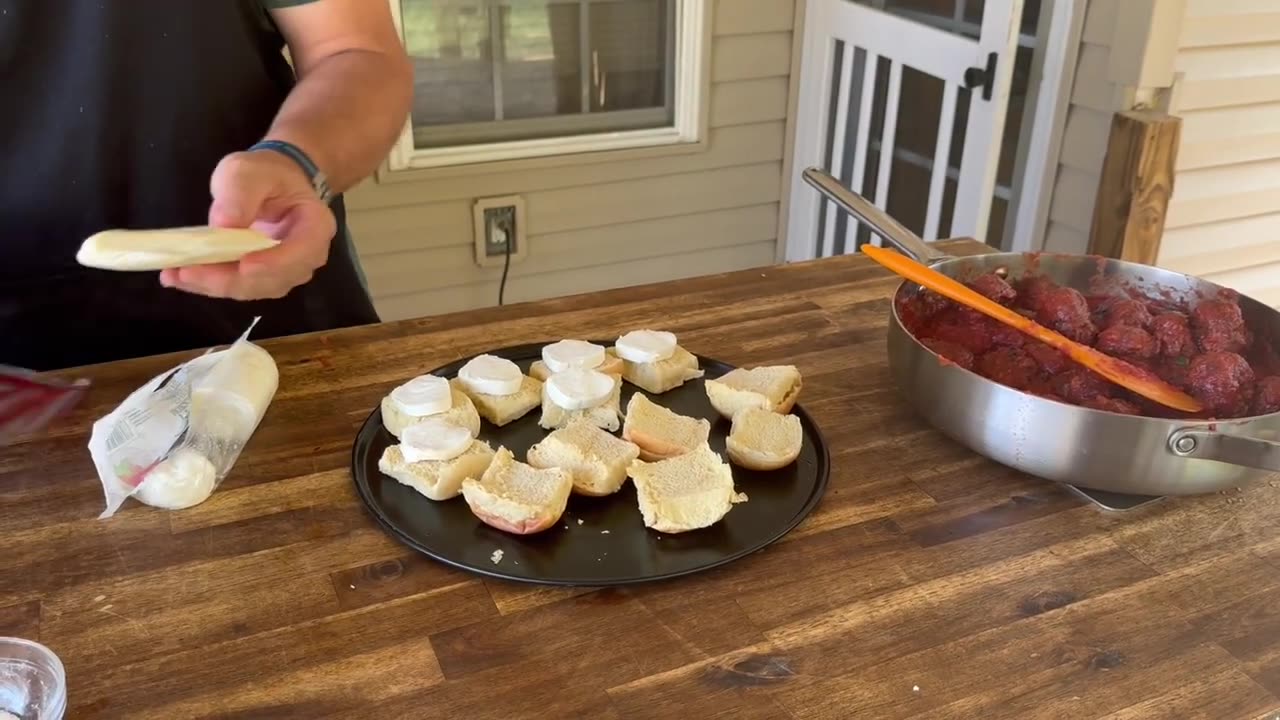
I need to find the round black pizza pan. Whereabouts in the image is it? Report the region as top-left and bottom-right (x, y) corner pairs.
(350, 341), (830, 587)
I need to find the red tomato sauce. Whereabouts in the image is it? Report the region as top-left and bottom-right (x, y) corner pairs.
(896, 272), (1280, 419)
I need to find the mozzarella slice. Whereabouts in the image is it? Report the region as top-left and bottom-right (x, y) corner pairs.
(76, 226), (279, 271)
(458, 354), (523, 396)
(542, 339), (606, 374)
(390, 374), (452, 417)
(545, 368), (615, 410)
(614, 330), (677, 364)
(400, 418), (473, 463)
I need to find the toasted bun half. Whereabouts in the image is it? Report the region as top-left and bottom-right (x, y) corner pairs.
(461, 447), (573, 534)
(724, 407), (803, 471)
(529, 349), (625, 382)
(621, 392), (711, 461)
(704, 365), (803, 421)
(527, 419), (641, 496)
(381, 384), (482, 439)
(618, 346), (704, 394)
(377, 440), (496, 501)
(627, 443), (747, 533)
(453, 375), (542, 427)
(537, 374), (623, 432)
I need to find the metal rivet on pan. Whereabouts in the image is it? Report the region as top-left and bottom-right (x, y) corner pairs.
(1173, 436), (1196, 454)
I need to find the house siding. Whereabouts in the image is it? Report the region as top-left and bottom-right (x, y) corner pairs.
(345, 0), (798, 322)
(1043, 0), (1280, 308)
(1158, 0), (1280, 307)
(1041, 0), (1178, 256)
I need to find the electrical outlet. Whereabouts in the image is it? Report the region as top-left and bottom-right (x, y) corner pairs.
(483, 205), (517, 257)
(473, 195), (528, 268)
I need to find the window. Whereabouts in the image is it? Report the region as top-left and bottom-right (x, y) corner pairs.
(387, 0), (708, 171)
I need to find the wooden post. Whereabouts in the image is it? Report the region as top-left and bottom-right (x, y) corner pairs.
(1087, 109), (1181, 265)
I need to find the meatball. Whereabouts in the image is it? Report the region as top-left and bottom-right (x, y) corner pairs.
(1248, 341), (1280, 378)
(926, 309), (995, 355)
(1151, 312), (1196, 359)
(968, 273), (1017, 305)
(916, 288), (952, 318)
(1096, 325), (1158, 360)
(1153, 357), (1192, 390)
(1024, 342), (1071, 375)
(1019, 276), (1059, 313)
(1192, 299), (1249, 354)
(985, 318), (1027, 348)
(1100, 299), (1154, 331)
(1051, 369), (1114, 405)
(1186, 351), (1255, 417)
(1252, 376), (1280, 415)
(1083, 396), (1141, 415)
(921, 338), (975, 371)
(975, 346), (1041, 390)
(1034, 286), (1097, 345)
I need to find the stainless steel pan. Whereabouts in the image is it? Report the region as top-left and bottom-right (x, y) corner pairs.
(803, 167), (1280, 496)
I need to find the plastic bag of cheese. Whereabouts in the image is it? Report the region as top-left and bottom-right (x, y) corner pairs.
(89, 318), (279, 518)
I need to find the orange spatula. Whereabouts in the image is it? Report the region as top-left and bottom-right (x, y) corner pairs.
(861, 244), (1203, 414)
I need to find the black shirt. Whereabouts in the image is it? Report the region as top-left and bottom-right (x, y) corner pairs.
(0, 0), (380, 370)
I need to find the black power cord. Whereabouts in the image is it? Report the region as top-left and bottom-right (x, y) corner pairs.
(497, 233), (513, 306)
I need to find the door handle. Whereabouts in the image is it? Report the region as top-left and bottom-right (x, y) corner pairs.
(962, 52), (998, 101)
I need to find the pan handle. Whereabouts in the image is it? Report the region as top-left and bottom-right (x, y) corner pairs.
(801, 167), (950, 265)
(1168, 428), (1280, 472)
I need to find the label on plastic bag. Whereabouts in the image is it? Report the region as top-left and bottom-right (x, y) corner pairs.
(90, 318), (261, 518)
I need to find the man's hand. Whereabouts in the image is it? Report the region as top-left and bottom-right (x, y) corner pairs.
(161, 0), (409, 301)
(159, 150), (336, 300)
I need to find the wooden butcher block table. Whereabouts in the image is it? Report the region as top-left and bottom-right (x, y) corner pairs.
(3, 240), (1280, 719)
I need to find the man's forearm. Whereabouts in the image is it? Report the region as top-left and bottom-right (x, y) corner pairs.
(266, 48), (413, 193)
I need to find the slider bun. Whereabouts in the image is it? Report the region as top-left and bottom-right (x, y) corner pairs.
(618, 345), (704, 394)
(621, 392), (711, 461)
(704, 365), (803, 421)
(461, 447), (573, 535)
(377, 439), (496, 501)
(529, 348), (624, 382)
(538, 373), (623, 432)
(454, 376), (542, 427)
(627, 443), (747, 533)
(724, 407), (803, 471)
(381, 384), (482, 439)
(527, 420), (641, 496)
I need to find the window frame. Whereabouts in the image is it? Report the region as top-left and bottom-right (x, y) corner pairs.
(383, 0), (711, 175)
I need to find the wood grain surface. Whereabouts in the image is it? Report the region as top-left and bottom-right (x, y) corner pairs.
(1088, 109), (1181, 266)
(4, 240), (1280, 719)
